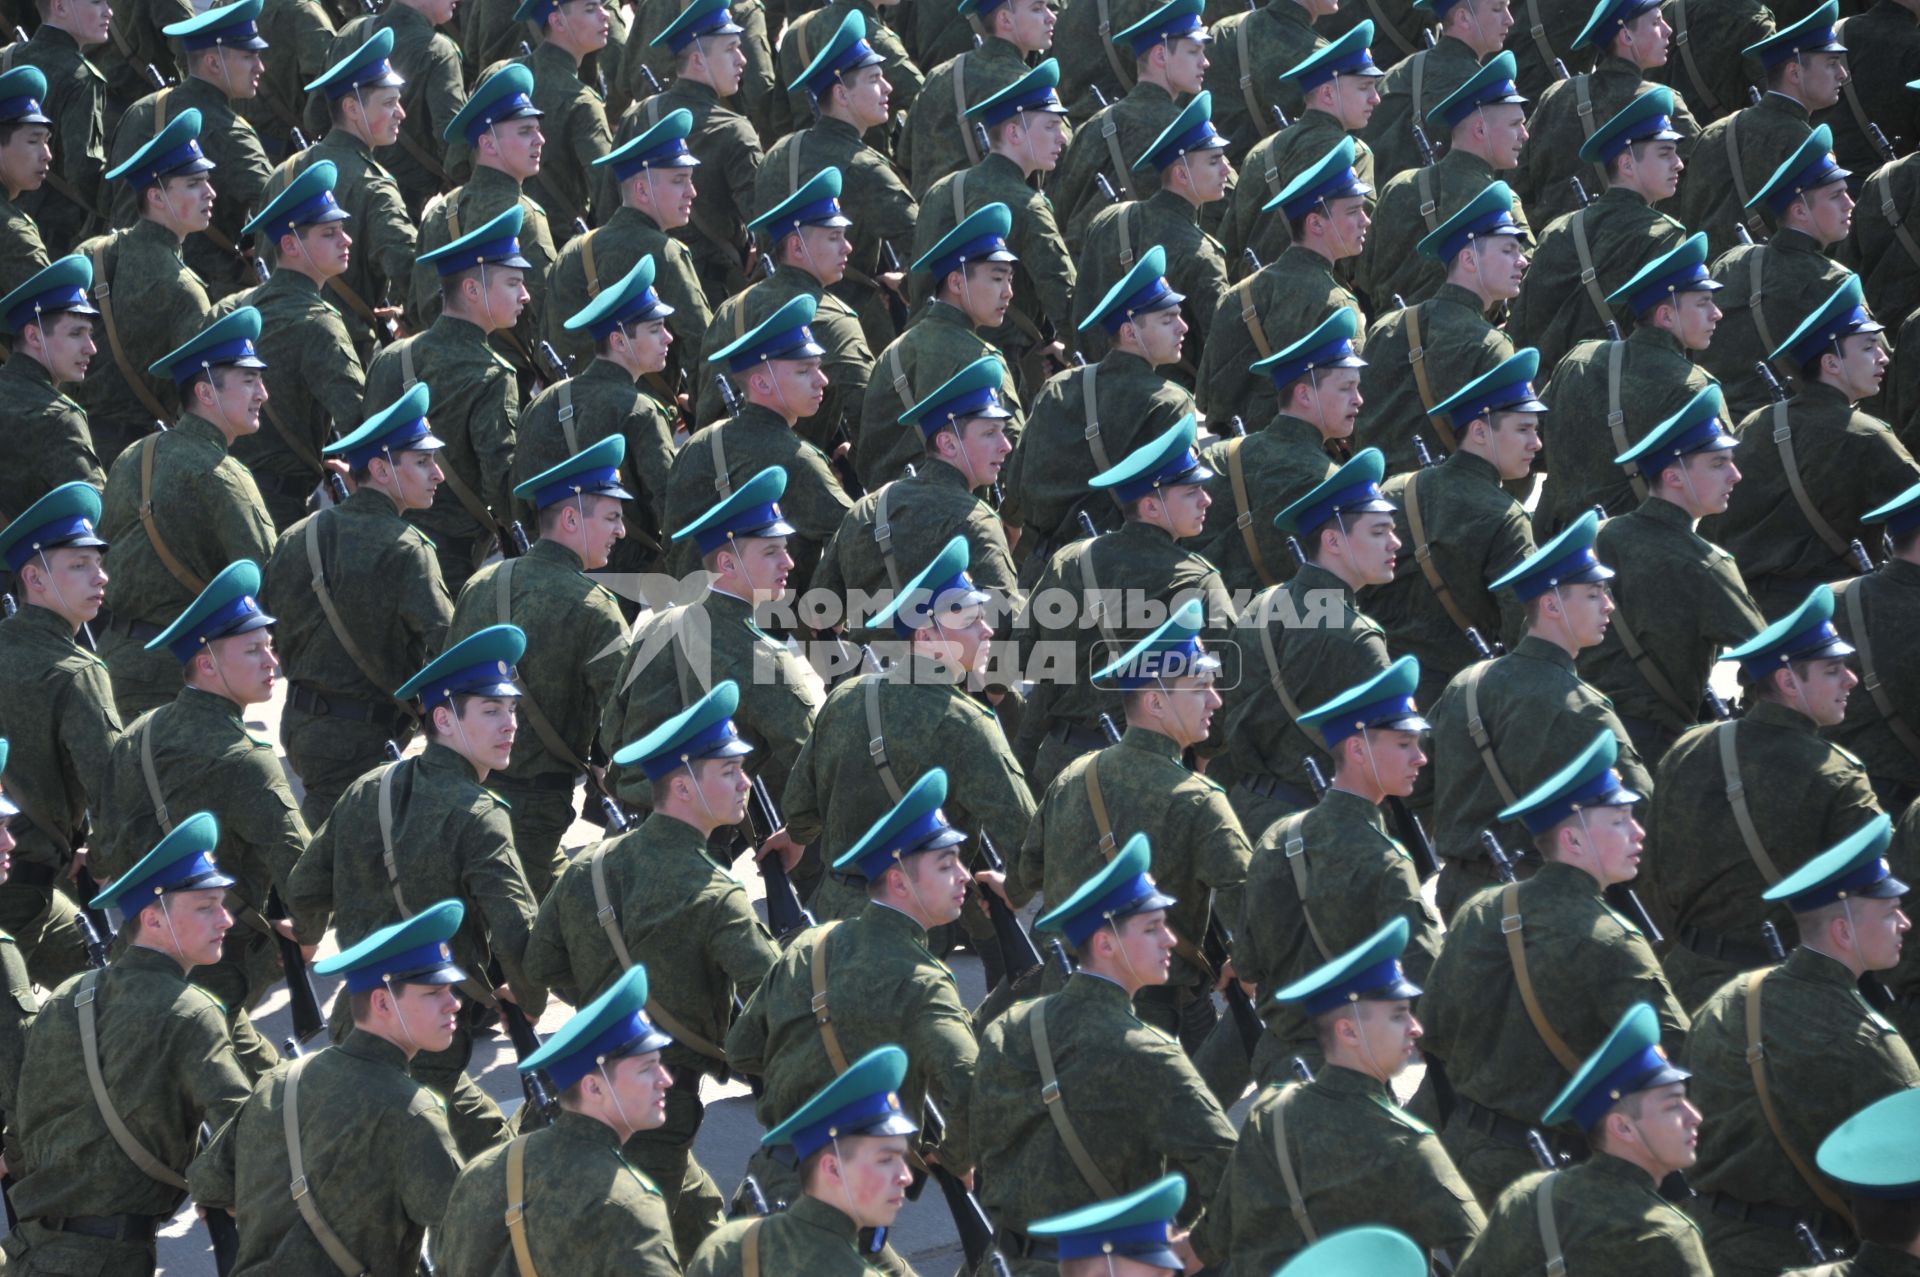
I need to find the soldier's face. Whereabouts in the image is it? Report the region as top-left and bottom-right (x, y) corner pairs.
(1550, 581), (1614, 650)
(692, 34), (746, 97)
(202, 628), (279, 706)
(759, 356), (827, 420)
(383, 447), (444, 512)
(1782, 655), (1857, 726)
(208, 46), (265, 99)
(1001, 0), (1056, 54)
(1127, 306), (1187, 368)
(25, 546), (106, 623)
(1481, 411), (1542, 480)
(1828, 330), (1890, 402)
(293, 221), (353, 279)
(901, 847), (969, 923)
(1176, 147), (1231, 203)
(792, 224), (852, 286)
(723, 536), (793, 600)
(0, 123), (50, 197)
(606, 1051), (672, 1130)
(1845, 896), (1911, 972)
(204, 367), (268, 437)
(476, 266), (531, 330)
(823, 1135), (914, 1228)
(953, 261), (1014, 328)
(1573, 804), (1644, 886)
(1318, 195), (1369, 258)
(691, 758), (752, 825)
(616, 318), (671, 373)
(1470, 103), (1528, 170)
(150, 888), (233, 968)
(1670, 448), (1738, 515)
(153, 173), (216, 234)
(1799, 181), (1855, 247)
(483, 119), (544, 181)
(390, 982), (461, 1053)
(1466, 233), (1527, 300)
(568, 493), (627, 569)
(1664, 289), (1721, 352)
(29, 312), (96, 385)
(1301, 367), (1363, 441)
(1160, 34), (1208, 96)
(636, 167), (697, 229)
(1148, 671), (1220, 747)
(1353, 727), (1425, 796)
(1616, 7), (1670, 68)
(1350, 998), (1422, 1075)
(1019, 111), (1069, 171)
(924, 609), (993, 676)
(1620, 139), (1683, 201)
(945, 413), (1013, 487)
(424, 0), (458, 24)
(1454, 0), (1514, 56)
(1329, 74), (1382, 132)
(52, 0), (111, 47)
(1148, 480), (1210, 539)
(1792, 52), (1848, 111)
(554, 0), (611, 51)
(355, 87), (406, 146)
(1108, 910), (1176, 984)
(835, 67), (891, 130)
(1330, 510), (1399, 586)
(1613, 1082), (1701, 1174)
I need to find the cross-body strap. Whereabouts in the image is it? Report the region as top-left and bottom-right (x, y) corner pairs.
(494, 558), (592, 773)
(1535, 1171), (1567, 1276)
(284, 1053), (371, 1276)
(1238, 14), (1271, 141)
(1099, 107), (1136, 199)
(138, 433), (207, 595)
(1835, 18), (1878, 165)
(305, 515), (402, 702)
(1225, 436), (1277, 587)
(1272, 1081), (1318, 1243)
(1744, 967), (1856, 1227)
(556, 379), (580, 452)
(138, 713), (174, 833)
(1083, 750), (1117, 859)
(1569, 207), (1612, 330)
(1081, 362), (1111, 470)
(1523, 0), (1557, 86)
(1416, 162), (1439, 230)
(90, 241), (172, 425)
(1501, 882), (1583, 1072)
(1606, 339), (1648, 501)
(1872, 165), (1920, 270)
(1231, 274), (1273, 358)
(708, 424), (733, 498)
(950, 168), (969, 226)
(1772, 399), (1851, 557)
(1717, 720), (1783, 885)
(587, 839), (729, 1059)
(378, 759), (409, 915)
(1747, 248), (1778, 365)
(1254, 589), (1305, 722)
(954, 53), (982, 165)
(1405, 470), (1478, 634)
(1095, 0), (1136, 88)
(1073, 534), (1121, 653)
(1839, 577), (1920, 765)
(1032, 997), (1119, 1197)
(1406, 303), (1456, 449)
(580, 227), (603, 297)
(862, 671), (908, 802)
(1668, 0), (1721, 117)
(873, 480), (906, 592)
(886, 342), (914, 410)
(1609, 601), (1695, 723)
(1572, 74), (1608, 191)
(1364, 0), (1416, 52)
(1116, 201), (1138, 269)
(1409, 51), (1429, 132)
(1462, 660), (1522, 808)
(1725, 111), (1767, 243)
(505, 1133), (538, 1277)
(77, 970), (191, 1191)
(786, 130), (808, 196)
(1275, 812), (1332, 961)
(809, 920), (850, 1072)
(742, 1218), (765, 1277)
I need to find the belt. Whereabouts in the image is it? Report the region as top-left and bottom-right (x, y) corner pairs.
(1234, 773), (1314, 808)
(1455, 1096), (1586, 1161)
(1702, 1190), (1845, 1242)
(1677, 924), (1770, 968)
(43, 1213), (163, 1242)
(6, 862), (57, 888)
(287, 682), (411, 733)
(105, 615), (163, 642)
(997, 1228), (1060, 1262)
(1046, 720), (1107, 754)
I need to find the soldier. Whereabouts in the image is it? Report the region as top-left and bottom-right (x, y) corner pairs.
(513, 254), (679, 584)
(1188, 308), (1353, 596)
(6, 815), (249, 1277)
(1682, 814), (1920, 1274)
(517, 0), (612, 240)
(1208, 919), (1484, 1271)
(1073, 92), (1231, 372)
(1204, 0), (1321, 168)
(365, 205), (528, 594)
(976, 832), (1236, 1273)
(1793, 1089), (1920, 1276)
(410, 66), (556, 388)
(624, 0), (762, 306)
(104, 0), (271, 302)
(1647, 0), (1771, 130)
(1454, 1003), (1711, 1274)
(437, 966), (680, 1274)
(1352, 53), (1530, 309)
(1534, 231), (1722, 536)
(446, 437), (628, 900)
(1215, 448), (1396, 833)
(9, 0), (108, 256)
(1022, 1174), (1192, 1277)
(0, 256), (103, 518)
(260, 29), (419, 362)
(93, 307), (273, 716)
(770, 0), (922, 144)
(240, 0), (335, 157)
(264, 384), (450, 828)
(867, 203), (1024, 492)
(1676, 1), (1847, 263)
(1584, 386), (1765, 764)
(1829, 484), (1920, 812)
(1221, 23), (1381, 287)
(695, 167), (872, 453)
(317, 0), (461, 217)
(226, 158), (366, 531)
(1421, 729), (1687, 1207)
(726, 769), (979, 1234)
(1640, 585), (1883, 1009)
(1357, 0), (1510, 184)
(1000, 246), (1194, 574)
(1426, 515), (1655, 919)
(0, 483), (114, 988)
(1506, 87), (1688, 374)
(527, 682), (777, 1259)
(546, 107), (711, 376)
(1701, 125), (1854, 418)
(187, 902), (468, 1276)
(904, 0), (1054, 202)
(1194, 135), (1366, 425)
(626, 0), (774, 144)
(1515, 0), (1701, 228)
(1361, 348), (1540, 732)
(686, 1045), (923, 1277)
(72, 107), (213, 467)
(1703, 275), (1920, 616)
(1351, 182), (1523, 477)
(1048, 0), (1207, 257)
(285, 623), (546, 1158)
(0, 67), (54, 296)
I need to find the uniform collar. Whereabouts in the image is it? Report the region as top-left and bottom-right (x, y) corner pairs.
(1535, 854), (1607, 899)
(642, 808), (716, 853)
(528, 535), (586, 571)
(1798, 377), (1853, 410)
(1114, 514), (1178, 547)
(1065, 966), (1140, 1007)
(1744, 696), (1818, 734)
(1320, 784), (1389, 830)
(1632, 491), (1697, 530)
(179, 681), (247, 719)
(468, 164), (527, 198)
(1264, 411), (1331, 449)
(344, 481), (405, 518)
(533, 36), (583, 77)
(133, 212), (188, 254)
(789, 1191), (864, 1247)
(1289, 559), (1356, 602)
(734, 400), (794, 432)
(1433, 280), (1493, 317)
(1784, 941), (1863, 990)
(861, 894), (932, 942)
(323, 126), (376, 159)
(980, 149), (1028, 184)
(814, 113), (865, 145)
(1597, 183), (1652, 211)
(1097, 347), (1157, 378)
(16, 595), (85, 643)
(422, 738), (489, 782)
(1119, 723), (1183, 760)
(1628, 322), (1688, 359)
(339, 1025), (416, 1071)
(1762, 90), (1812, 121)
(1147, 184), (1200, 224)
(2, 348), (57, 389)
(1316, 1059), (1398, 1101)
(612, 203), (665, 236)
(551, 1106), (627, 1148)
(774, 261), (827, 297)
(1769, 225), (1825, 257)
(1439, 446), (1503, 487)
(431, 310), (493, 346)
(268, 268), (325, 300)
(116, 941), (194, 981)
(923, 298), (978, 332)
(670, 77), (722, 108)
(1513, 632), (1579, 672)
(175, 411), (230, 450)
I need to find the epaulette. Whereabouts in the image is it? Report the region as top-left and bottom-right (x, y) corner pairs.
(1831, 741), (1866, 767)
(186, 984), (228, 1015)
(479, 785), (514, 812)
(407, 1086), (448, 1116)
(245, 727), (275, 749)
(522, 194), (548, 218)
(1599, 900), (1643, 938)
(1372, 1092), (1434, 1135)
(1853, 992), (1898, 1035)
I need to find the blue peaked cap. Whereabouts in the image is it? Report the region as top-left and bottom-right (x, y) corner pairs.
(1772, 274), (1884, 369)
(446, 64), (544, 146)
(90, 811), (234, 911)
(652, 0), (744, 52)
(164, 0), (268, 50)
(565, 254), (676, 337)
(763, 1045), (921, 1159)
(1763, 813), (1906, 913)
(1274, 446), (1397, 536)
(1543, 1003), (1691, 1130)
(1279, 21), (1383, 90)
(306, 27), (404, 98)
(1252, 306), (1365, 389)
(1426, 51), (1528, 129)
(1863, 482), (1920, 540)
(672, 466), (797, 554)
(522, 965), (674, 1091)
(1606, 232), (1721, 315)
(1079, 244), (1183, 334)
(595, 107), (699, 178)
(1747, 123), (1849, 215)
(966, 58), (1069, 126)
(1721, 584), (1854, 680)
(1497, 728), (1643, 835)
(898, 356), (1014, 438)
(1416, 180), (1527, 263)
(1744, 0), (1846, 67)
(0, 66), (50, 125)
(417, 204), (531, 275)
(0, 254), (97, 334)
(146, 560), (277, 663)
(748, 166), (852, 244)
(106, 105), (214, 190)
(326, 383), (445, 470)
(1491, 510), (1615, 601)
(0, 481), (107, 573)
(1028, 1174), (1186, 1270)
(611, 680), (755, 779)
(1275, 916), (1424, 1015)
(1616, 384), (1735, 478)
(1430, 346), (1547, 424)
(1090, 597), (1221, 690)
(868, 536), (992, 637)
(911, 202), (1017, 282)
(243, 157), (350, 239)
(1088, 414), (1213, 505)
(395, 624), (526, 709)
(1297, 656), (1428, 749)
(707, 294), (826, 373)
(315, 899), (468, 992)
(1133, 90), (1228, 172)
(149, 306), (267, 385)
(512, 434), (633, 510)
(1263, 135), (1371, 220)
(789, 10), (884, 99)
(832, 768), (969, 880)
(1035, 832), (1179, 947)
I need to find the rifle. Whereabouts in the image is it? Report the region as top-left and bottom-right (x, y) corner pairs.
(1304, 756), (1329, 798)
(573, 217), (591, 240)
(1756, 361), (1788, 405)
(0, 595), (10, 618)
(1392, 293), (1407, 310)
(920, 1096), (997, 1271)
(1243, 247), (1262, 275)
(1094, 173), (1120, 205)
(144, 63), (168, 90)
(1602, 320), (1622, 343)
(1569, 176), (1592, 209)
(976, 831), (1044, 984)
(76, 913), (110, 969)
(506, 520), (530, 558)
(1422, 27), (1437, 46)
(1704, 687), (1732, 721)
(535, 341), (571, 385)
(490, 955), (560, 1125)
(878, 240), (911, 333)
(205, 1197), (240, 1276)
(1481, 829), (1518, 882)
(1795, 1223), (1828, 1264)
(757, 253), (776, 280)
(715, 372), (743, 419)
(1869, 122), (1898, 165)
(1849, 538), (1875, 574)
(1526, 1128), (1562, 1170)
(746, 775), (815, 940)
(267, 886), (326, 1044)
(1411, 123), (1436, 168)
(638, 63), (664, 96)
(1270, 105), (1290, 131)
(1412, 434), (1438, 468)
(1748, 86), (1763, 107)
(1733, 222), (1754, 246)
(740, 1174), (774, 1216)
(1464, 627), (1495, 660)
(1290, 1056), (1314, 1083)
(1090, 85), (1110, 110)
(1762, 921), (1786, 961)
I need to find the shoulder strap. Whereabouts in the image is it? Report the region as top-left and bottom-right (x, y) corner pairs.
(1272, 1082), (1318, 1243)
(1464, 662), (1522, 807)
(1364, 0), (1416, 52)
(709, 426), (733, 497)
(139, 433), (208, 595)
(1873, 167), (1920, 270)
(1410, 51), (1428, 132)
(1669, 0), (1721, 117)
(261, 396), (327, 475)
(1404, 471), (1478, 634)
(862, 672), (907, 802)
(556, 380), (580, 453)
(1840, 578), (1920, 765)
(1081, 362), (1110, 469)
(399, 340), (418, 391)
(1573, 74), (1608, 189)
(139, 714), (174, 833)
(1237, 16), (1270, 142)
(1074, 534), (1120, 651)
(1717, 720), (1782, 884)
(954, 53), (982, 165)
(1032, 998), (1119, 1198)
(285, 1053), (371, 1276)
(1745, 967), (1857, 1226)
(951, 168), (969, 225)
(90, 243), (172, 424)
(1276, 813), (1332, 961)
(1099, 108), (1135, 200)
(1405, 303), (1452, 449)
(1748, 247), (1778, 361)
(1501, 882), (1583, 1072)
(1095, 0), (1136, 88)
(1725, 112), (1767, 242)
(1255, 590), (1306, 722)
(581, 228), (602, 298)
(1836, 19), (1877, 171)
(873, 481), (905, 592)
(1569, 208), (1612, 330)
(152, 87), (174, 134)
(886, 343), (914, 410)
(77, 970), (190, 1191)
(810, 920), (851, 1073)
(742, 1218), (764, 1277)
(588, 838), (635, 968)
(1416, 163), (1439, 230)
(1610, 601), (1694, 723)
(505, 1133), (538, 1277)
(1772, 400), (1851, 557)
(1083, 751), (1118, 859)
(1524, 0), (1557, 80)
(1534, 1171), (1566, 1277)
(1231, 275), (1273, 358)
(786, 129), (807, 196)
(494, 559), (591, 773)
(378, 760), (409, 915)
(1225, 437), (1277, 587)
(305, 516), (401, 700)
(1606, 339), (1648, 500)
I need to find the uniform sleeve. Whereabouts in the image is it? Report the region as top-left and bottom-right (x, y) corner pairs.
(425, 44), (467, 161)
(459, 803), (547, 1017)
(399, 532), (455, 663)
(1484, 506), (1537, 651)
(48, 404), (104, 492)
(58, 68), (105, 215)
(904, 969), (979, 1171)
(185, 1080), (253, 1211)
(474, 366), (521, 520)
(182, 1000), (255, 1136)
(781, 710), (827, 849)
(231, 749), (317, 937)
(523, 880), (580, 1005)
(721, 957), (775, 1077)
(782, 442), (855, 544)
(706, 884), (779, 1000)
(301, 308), (369, 435)
(225, 128), (275, 229)
(1143, 1041), (1239, 1264)
(285, 808), (339, 934)
(1182, 784), (1253, 944)
(205, 464), (278, 567)
(1015, 192), (1076, 337)
(394, 1089), (464, 1229)
(61, 660), (125, 810)
(366, 175), (421, 299)
(571, 98), (615, 223)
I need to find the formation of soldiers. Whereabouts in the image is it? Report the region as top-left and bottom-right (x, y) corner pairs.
(5, 0), (1920, 1267)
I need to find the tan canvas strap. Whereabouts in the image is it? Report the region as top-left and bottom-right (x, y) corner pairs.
(786, 130), (807, 196)
(1410, 51), (1428, 131)
(399, 341), (418, 390)
(77, 970), (190, 1191)
(1745, 968), (1856, 1226)
(1233, 275), (1272, 358)
(137, 714), (173, 833)
(1276, 813), (1332, 961)
(1748, 249), (1777, 362)
(955, 54), (982, 165)
(505, 1133), (538, 1277)
(862, 672), (907, 802)
(1255, 594), (1306, 722)
(1717, 722), (1783, 884)
(951, 168), (969, 225)
(810, 920), (850, 1072)
(1084, 751), (1117, 859)
(1572, 75), (1608, 189)
(304, 517), (400, 702)
(1840, 578), (1920, 765)
(1501, 882), (1583, 1071)
(1081, 362), (1111, 470)
(1606, 340), (1647, 499)
(742, 1218), (764, 1277)
(1669, 0), (1720, 117)
(581, 228), (602, 297)
(588, 839), (635, 968)
(1610, 602), (1694, 723)
(1725, 112), (1766, 242)
(438, 455), (503, 545)
(1225, 436), (1277, 587)
(153, 87), (174, 133)
(285, 1054), (370, 1275)
(494, 559), (592, 772)
(1836, 19), (1875, 167)
(1524, 0), (1557, 84)
(1032, 999), (1118, 1197)
(1773, 401), (1850, 557)
(1405, 471), (1477, 633)
(1406, 304), (1455, 449)
(1365, 0), (1417, 53)
(1272, 1082), (1318, 1242)
(262, 396), (327, 474)
(1463, 661), (1523, 807)
(1238, 15), (1270, 141)
(138, 434), (207, 594)
(378, 760), (408, 914)
(1096, 0), (1136, 88)
(446, 204), (462, 239)
(1116, 202), (1138, 269)
(91, 245), (172, 424)
(393, 119), (451, 185)
(1100, 109), (1136, 200)
(1073, 534), (1121, 652)
(873, 480), (905, 591)
(1416, 163), (1438, 229)
(1535, 1172), (1567, 1276)
(325, 273), (384, 334)
(556, 380), (580, 452)
(1569, 208), (1611, 329)
(1872, 167), (1920, 270)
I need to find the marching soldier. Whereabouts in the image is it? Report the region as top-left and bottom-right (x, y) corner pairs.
(8, 0), (108, 256)
(1356, 0), (1510, 183)
(1584, 386), (1766, 765)
(1206, 919), (1485, 1271)
(285, 624), (547, 1158)
(0, 256), (104, 516)
(0, 66), (55, 295)
(1350, 182), (1523, 477)
(1828, 485), (1920, 812)
(188, 902), (469, 1276)
(627, 0), (775, 143)
(6, 815), (250, 1277)
(1682, 814), (1920, 1274)
(527, 682), (778, 1259)
(1203, 0), (1320, 166)
(365, 205), (529, 594)
(1454, 1003), (1711, 1274)
(1534, 231), (1722, 536)
(514, 0), (613, 238)
(263, 384), (450, 827)
(226, 158), (366, 531)
(903, 0), (1054, 202)
(318, 0), (464, 217)
(1809, 0), (1920, 175)
(1793, 1088), (1920, 1276)
(437, 969), (680, 1275)
(973, 834), (1236, 1274)
(1641, 585), (1883, 1010)
(240, 0), (335, 156)
(1421, 730), (1688, 1207)
(1647, 0), (1773, 127)
(770, 0), (922, 142)
(0, 483), (115, 988)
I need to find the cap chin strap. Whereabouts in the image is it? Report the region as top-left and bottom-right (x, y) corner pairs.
(1152, 674), (1197, 753)
(1348, 1001), (1393, 1083)
(1785, 662), (1818, 724)
(382, 974), (423, 1056)
(829, 1135), (865, 1229)
(1358, 729), (1392, 804)
(599, 1059), (638, 1139)
(1676, 453), (1707, 519)
(157, 894), (191, 968)
(683, 755), (723, 829)
(205, 636), (246, 707)
(36, 548), (81, 628)
(449, 699), (497, 777)
(893, 849), (938, 927)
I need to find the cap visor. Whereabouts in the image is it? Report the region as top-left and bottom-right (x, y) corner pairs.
(1864, 873), (1910, 900)
(1373, 712), (1431, 735)
(388, 963), (469, 986)
(741, 515), (799, 539)
(467, 678), (524, 698)
(177, 867), (239, 893)
(497, 252), (534, 270)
